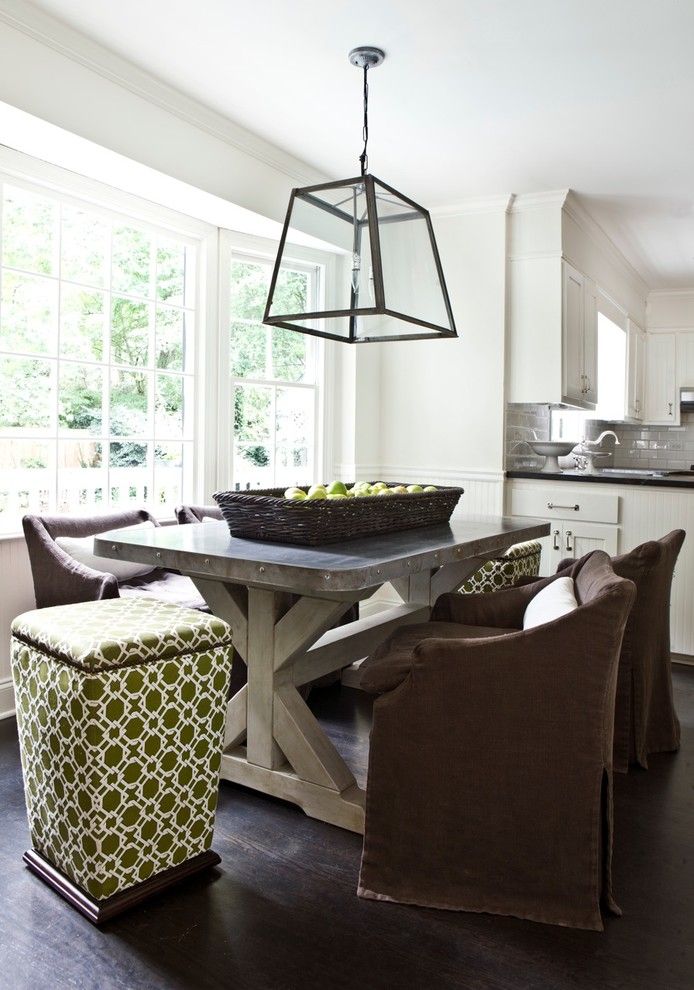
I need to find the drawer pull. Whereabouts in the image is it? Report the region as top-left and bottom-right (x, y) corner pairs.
(565, 530), (573, 552)
(552, 529), (561, 551)
(547, 502), (580, 511)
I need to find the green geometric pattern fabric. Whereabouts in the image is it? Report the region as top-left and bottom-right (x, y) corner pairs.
(11, 600), (233, 901)
(11, 598), (233, 672)
(460, 540), (542, 595)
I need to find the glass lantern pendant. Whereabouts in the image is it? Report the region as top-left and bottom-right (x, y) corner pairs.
(263, 47), (458, 343)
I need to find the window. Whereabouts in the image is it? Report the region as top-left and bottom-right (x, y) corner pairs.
(596, 312), (626, 420)
(228, 253), (322, 490)
(0, 177), (200, 533)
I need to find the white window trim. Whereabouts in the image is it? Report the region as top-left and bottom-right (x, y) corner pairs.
(217, 229), (338, 494)
(0, 146), (217, 537)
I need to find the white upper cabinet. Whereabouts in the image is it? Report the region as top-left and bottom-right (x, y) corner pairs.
(561, 262), (598, 408)
(645, 332), (678, 424)
(626, 320), (646, 420)
(507, 255), (598, 409)
(676, 330), (694, 387)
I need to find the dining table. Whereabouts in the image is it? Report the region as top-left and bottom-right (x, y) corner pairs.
(95, 515), (549, 834)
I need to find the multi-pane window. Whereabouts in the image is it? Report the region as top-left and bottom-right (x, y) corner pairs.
(229, 256), (321, 489)
(0, 180), (197, 533)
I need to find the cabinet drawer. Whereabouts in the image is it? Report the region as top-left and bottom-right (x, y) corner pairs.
(509, 486), (619, 524)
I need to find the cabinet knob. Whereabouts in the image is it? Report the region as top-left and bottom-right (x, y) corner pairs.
(668, 402), (673, 416)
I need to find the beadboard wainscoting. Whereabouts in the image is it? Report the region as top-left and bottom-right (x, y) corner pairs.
(0, 537), (35, 718)
(349, 468), (505, 623)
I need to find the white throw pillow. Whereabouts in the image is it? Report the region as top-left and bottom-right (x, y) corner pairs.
(56, 521), (156, 582)
(523, 577), (578, 630)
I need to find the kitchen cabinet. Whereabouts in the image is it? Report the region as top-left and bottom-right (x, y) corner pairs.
(561, 262), (598, 407)
(546, 520), (619, 573)
(644, 332), (678, 424)
(626, 320), (646, 420)
(676, 330), (694, 388)
(506, 477), (694, 656)
(507, 258), (598, 409)
(507, 483), (619, 576)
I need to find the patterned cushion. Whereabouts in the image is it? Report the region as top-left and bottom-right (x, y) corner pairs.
(11, 598), (231, 671)
(11, 598), (233, 901)
(460, 540), (542, 595)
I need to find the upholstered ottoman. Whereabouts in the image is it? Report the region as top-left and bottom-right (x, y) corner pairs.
(459, 540), (542, 594)
(10, 598), (234, 923)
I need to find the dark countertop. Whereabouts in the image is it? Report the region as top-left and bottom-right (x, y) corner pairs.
(507, 470), (694, 489)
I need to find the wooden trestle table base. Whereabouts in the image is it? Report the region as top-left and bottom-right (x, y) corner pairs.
(96, 517), (549, 834)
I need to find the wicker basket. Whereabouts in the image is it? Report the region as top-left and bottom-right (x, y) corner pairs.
(213, 484), (464, 546)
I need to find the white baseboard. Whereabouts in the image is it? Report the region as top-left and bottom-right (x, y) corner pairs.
(0, 677), (15, 720)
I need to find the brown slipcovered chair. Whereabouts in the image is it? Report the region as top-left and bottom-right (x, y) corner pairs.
(358, 552), (635, 931)
(23, 509), (206, 610)
(175, 504), (222, 524)
(555, 530), (684, 771)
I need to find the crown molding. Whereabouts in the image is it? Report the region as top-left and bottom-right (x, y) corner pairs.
(648, 287), (694, 297)
(509, 189), (570, 213)
(0, 0), (324, 187)
(431, 193), (514, 218)
(562, 190), (650, 297)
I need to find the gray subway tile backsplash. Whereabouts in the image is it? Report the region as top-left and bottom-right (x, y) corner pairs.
(505, 405), (694, 471)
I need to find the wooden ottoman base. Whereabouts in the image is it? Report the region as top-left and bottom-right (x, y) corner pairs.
(23, 848), (221, 925)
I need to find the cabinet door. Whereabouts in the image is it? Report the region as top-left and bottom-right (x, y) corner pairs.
(676, 330), (694, 388)
(582, 279), (598, 405)
(645, 333), (678, 424)
(562, 263), (585, 404)
(626, 321), (645, 420)
(562, 522), (619, 560)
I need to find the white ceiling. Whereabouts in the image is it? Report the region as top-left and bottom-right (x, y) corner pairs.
(28, 0), (694, 288)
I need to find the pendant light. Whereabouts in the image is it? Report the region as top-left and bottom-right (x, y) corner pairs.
(263, 46), (457, 343)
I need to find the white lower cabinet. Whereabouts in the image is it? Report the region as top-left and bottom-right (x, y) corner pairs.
(545, 520), (619, 573)
(506, 478), (694, 656)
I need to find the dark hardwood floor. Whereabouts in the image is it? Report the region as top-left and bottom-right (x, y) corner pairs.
(1, 669), (693, 990)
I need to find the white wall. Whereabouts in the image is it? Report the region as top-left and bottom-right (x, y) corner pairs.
(647, 290), (694, 329)
(0, 538), (34, 716)
(374, 202), (510, 515)
(0, 1), (324, 224)
(562, 193), (648, 327)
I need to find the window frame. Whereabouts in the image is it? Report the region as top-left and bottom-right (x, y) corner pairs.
(0, 146), (217, 536)
(218, 229), (335, 494)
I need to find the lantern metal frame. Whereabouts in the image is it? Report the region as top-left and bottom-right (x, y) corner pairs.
(263, 45), (458, 344)
(263, 173), (457, 343)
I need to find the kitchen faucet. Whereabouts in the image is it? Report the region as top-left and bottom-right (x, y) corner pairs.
(580, 430), (621, 449)
(574, 430), (620, 474)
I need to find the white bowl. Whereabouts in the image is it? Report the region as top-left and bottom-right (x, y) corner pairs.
(528, 440), (578, 474)
(528, 441), (577, 457)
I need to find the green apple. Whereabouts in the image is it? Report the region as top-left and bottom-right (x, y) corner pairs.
(284, 487), (306, 501)
(327, 493), (347, 500)
(391, 485), (408, 494)
(305, 487), (327, 500)
(377, 488), (395, 496)
(307, 484), (327, 497)
(423, 485), (438, 492)
(326, 480), (347, 496)
(372, 481), (388, 491)
(406, 484), (424, 493)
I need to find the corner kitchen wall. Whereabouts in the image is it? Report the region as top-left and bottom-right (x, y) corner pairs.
(375, 199), (512, 517)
